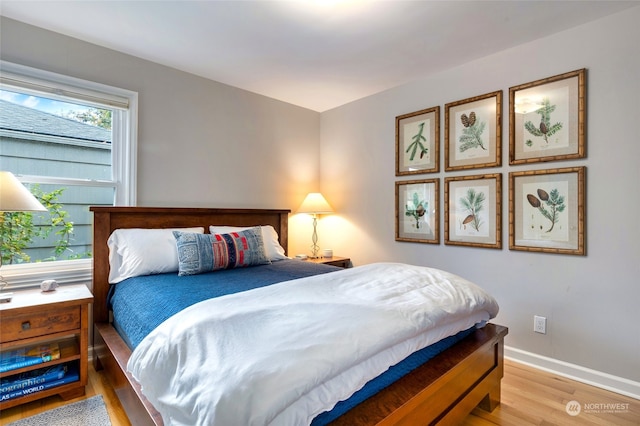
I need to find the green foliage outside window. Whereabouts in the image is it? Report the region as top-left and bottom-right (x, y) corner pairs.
(1, 186), (80, 264)
(66, 108), (112, 130)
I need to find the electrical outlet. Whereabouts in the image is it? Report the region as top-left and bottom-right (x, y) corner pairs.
(534, 315), (547, 334)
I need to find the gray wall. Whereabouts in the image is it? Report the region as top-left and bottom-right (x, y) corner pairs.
(320, 7), (640, 388)
(0, 16), (322, 253)
(0, 18), (322, 212)
(2, 6), (639, 394)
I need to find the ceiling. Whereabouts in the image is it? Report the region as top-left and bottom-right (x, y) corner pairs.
(1, 1), (637, 112)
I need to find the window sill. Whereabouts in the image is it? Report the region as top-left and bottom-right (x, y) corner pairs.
(0, 259), (92, 289)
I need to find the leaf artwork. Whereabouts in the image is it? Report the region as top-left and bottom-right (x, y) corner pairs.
(523, 98), (563, 144)
(526, 188), (565, 232)
(406, 122), (428, 161)
(458, 111), (487, 152)
(459, 188), (485, 231)
(405, 192), (427, 229)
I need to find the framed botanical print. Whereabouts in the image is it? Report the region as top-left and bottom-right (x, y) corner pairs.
(445, 91), (502, 171)
(509, 69), (586, 165)
(509, 167), (585, 255)
(444, 173), (501, 249)
(395, 179), (439, 244)
(396, 106), (440, 175)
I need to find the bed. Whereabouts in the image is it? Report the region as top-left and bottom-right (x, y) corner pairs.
(90, 206), (508, 425)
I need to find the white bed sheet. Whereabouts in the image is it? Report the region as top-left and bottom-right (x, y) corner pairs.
(128, 262), (499, 426)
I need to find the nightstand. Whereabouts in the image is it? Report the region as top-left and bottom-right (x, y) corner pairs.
(306, 256), (351, 268)
(0, 284), (93, 409)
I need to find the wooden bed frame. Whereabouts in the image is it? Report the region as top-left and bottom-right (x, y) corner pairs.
(90, 206), (508, 426)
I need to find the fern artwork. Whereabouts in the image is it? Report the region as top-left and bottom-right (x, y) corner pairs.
(523, 97), (563, 147)
(401, 118), (432, 169)
(458, 188), (486, 233)
(458, 111), (487, 153)
(522, 181), (570, 242)
(526, 188), (566, 233)
(446, 92), (501, 171)
(397, 179), (438, 243)
(446, 174), (500, 248)
(511, 70), (584, 165)
(405, 122), (428, 162)
(396, 107), (439, 175)
(405, 192), (428, 230)
(511, 167), (583, 254)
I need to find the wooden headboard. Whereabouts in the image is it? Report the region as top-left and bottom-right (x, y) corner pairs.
(90, 207), (290, 324)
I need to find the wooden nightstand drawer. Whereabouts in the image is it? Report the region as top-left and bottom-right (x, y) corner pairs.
(0, 306), (80, 344)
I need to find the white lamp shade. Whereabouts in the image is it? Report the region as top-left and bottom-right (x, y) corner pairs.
(0, 171), (47, 212)
(297, 192), (333, 214)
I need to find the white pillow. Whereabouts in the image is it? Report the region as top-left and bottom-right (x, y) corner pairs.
(107, 227), (205, 283)
(208, 225), (288, 261)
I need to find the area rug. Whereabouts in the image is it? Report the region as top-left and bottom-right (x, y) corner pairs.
(7, 395), (112, 426)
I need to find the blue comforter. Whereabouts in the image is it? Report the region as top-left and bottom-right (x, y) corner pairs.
(110, 259), (340, 349)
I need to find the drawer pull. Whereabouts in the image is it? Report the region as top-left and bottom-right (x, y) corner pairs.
(21, 321), (31, 331)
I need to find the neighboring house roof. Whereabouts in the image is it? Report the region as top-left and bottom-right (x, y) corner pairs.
(0, 99), (111, 143)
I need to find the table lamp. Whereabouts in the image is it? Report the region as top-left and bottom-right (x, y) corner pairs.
(297, 192), (333, 258)
(0, 171), (47, 302)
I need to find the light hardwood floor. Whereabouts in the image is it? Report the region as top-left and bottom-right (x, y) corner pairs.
(1, 359), (638, 425)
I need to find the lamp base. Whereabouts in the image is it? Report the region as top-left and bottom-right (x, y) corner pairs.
(0, 292), (13, 303)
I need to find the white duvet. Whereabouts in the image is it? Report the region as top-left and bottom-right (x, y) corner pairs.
(128, 262), (499, 426)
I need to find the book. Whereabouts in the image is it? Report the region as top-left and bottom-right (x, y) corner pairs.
(0, 363), (78, 402)
(0, 364), (67, 394)
(0, 342), (61, 373)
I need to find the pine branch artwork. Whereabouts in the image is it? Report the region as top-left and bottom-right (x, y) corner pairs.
(459, 188), (485, 232)
(526, 188), (565, 232)
(405, 122), (428, 161)
(405, 192), (427, 229)
(458, 111), (487, 152)
(524, 98), (563, 144)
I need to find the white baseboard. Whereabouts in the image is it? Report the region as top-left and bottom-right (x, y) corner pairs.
(505, 346), (640, 400)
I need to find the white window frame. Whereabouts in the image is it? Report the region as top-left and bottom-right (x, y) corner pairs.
(0, 61), (138, 288)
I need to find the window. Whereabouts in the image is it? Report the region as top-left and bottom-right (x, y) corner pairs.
(0, 61), (137, 287)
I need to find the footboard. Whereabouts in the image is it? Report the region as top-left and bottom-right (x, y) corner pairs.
(329, 323), (508, 425)
(94, 322), (507, 426)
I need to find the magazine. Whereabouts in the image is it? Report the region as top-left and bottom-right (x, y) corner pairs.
(0, 342), (61, 373)
(0, 363), (78, 402)
(0, 364), (67, 394)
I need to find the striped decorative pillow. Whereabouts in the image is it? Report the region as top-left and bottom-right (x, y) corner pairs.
(173, 227), (270, 276)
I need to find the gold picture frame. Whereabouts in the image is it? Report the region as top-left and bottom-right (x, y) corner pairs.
(445, 91), (502, 171)
(509, 69), (586, 165)
(396, 106), (440, 175)
(395, 178), (439, 244)
(445, 173), (501, 249)
(509, 167), (586, 255)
